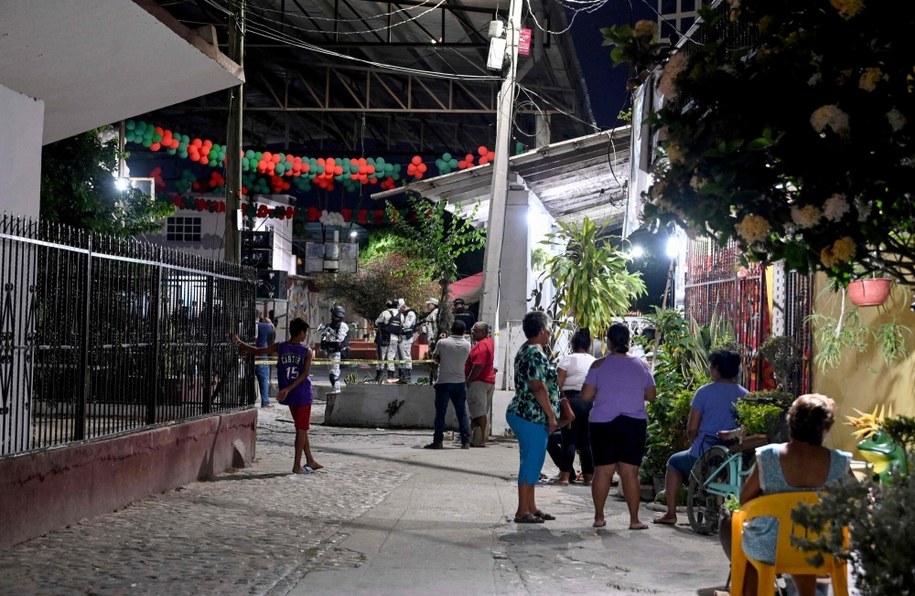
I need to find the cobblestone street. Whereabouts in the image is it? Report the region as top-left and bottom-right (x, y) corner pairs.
(0, 400), (730, 595)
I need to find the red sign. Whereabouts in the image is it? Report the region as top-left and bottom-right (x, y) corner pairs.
(518, 28), (532, 56)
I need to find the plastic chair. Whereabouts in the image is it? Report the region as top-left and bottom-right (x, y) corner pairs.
(730, 492), (849, 596)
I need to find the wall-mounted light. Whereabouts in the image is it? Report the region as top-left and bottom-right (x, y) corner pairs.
(349, 230), (357, 239)
(114, 177), (129, 192)
(630, 245), (645, 259)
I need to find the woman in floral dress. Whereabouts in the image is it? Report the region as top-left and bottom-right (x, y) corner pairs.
(506, 311), (560, 524)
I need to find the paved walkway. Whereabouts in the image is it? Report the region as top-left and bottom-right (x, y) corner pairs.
(0, 397), (730, 596)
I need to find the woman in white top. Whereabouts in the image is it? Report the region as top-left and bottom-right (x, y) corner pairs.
(554, 329), (597, 485)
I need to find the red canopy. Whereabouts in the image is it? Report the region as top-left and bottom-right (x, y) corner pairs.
(448, 272), (483, 304)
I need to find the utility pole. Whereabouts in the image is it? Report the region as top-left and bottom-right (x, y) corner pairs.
(224, 0), (245, 264)
(478, 0), (522, 334)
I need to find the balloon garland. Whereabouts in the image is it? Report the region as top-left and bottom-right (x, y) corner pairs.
(125, 119), (493, 191)
(129, 119), (497, 220)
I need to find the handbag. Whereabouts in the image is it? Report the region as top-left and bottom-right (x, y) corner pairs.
(558, 397), (575, 428)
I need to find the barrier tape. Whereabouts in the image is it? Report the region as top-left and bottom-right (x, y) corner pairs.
(249, 358), (435, 366)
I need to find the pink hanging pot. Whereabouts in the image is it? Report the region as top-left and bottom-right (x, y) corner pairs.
(847, 277), (893, 307)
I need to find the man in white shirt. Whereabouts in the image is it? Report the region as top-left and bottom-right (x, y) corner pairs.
(424, 320), (472, 449)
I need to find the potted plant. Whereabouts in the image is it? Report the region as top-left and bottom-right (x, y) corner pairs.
(806, 285), (912, 372)
(846, 276), (894, 307)
(529, 217), (646, 358)
(735, 390), (793, 443)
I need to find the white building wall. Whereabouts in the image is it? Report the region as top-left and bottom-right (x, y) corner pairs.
(140, 194), (297, 277)
(0, 83), (43, 453)
(0, 83), (44, 218)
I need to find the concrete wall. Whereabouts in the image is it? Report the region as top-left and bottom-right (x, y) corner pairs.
(324, 384), (465, 429)
(0, 82), (43, 218)
(811, 275), (915, 454)
(0, 408), (257, 549)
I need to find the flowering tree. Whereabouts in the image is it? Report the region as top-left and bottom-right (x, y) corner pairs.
(604, 1), (915, 285)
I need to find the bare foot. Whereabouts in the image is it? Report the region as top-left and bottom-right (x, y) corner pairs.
(592, 519), (606, 528)
(307, 462), (324, 470)
(629, 522), (649, 530)
(652, 514), (677, 525)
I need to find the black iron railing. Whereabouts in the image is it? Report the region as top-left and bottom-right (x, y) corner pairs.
(0, 214), (257, 456)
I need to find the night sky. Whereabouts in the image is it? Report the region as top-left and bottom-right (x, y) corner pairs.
(567, 1), (655, 129)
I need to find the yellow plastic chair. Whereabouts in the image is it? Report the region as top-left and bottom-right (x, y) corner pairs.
(730, 492), (849, 596)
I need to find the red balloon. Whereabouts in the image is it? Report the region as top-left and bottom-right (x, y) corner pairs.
(150, 143), (161, 152)
(192, 138), (202, 147)
(411, 155), (422, 166)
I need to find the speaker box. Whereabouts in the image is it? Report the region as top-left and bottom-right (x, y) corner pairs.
(256, 270), (288, 300)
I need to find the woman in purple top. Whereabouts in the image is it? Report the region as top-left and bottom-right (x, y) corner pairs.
(581, 323), (656, 529)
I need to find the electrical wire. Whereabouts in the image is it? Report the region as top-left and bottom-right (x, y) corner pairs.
(209, 0), (451, 37)
(239, 18), (500, 81)
(236, 0), (450, 24)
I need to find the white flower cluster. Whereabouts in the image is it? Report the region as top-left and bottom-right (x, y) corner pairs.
(734, 214), (771, 245)
(810, 105), (850, 136)
(659, 52), (688, 99)
(823, 194), (850, 222)
(633, 20), (657, 39)
(790, 204), (821, 229)
(887, 109), (906, 132)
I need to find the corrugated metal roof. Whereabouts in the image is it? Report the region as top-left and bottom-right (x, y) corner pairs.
(0, 0), (243, 144)
(371, 127), (631, 227)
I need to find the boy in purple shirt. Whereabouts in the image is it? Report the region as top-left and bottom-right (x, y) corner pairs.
(233, 318), (322, 474)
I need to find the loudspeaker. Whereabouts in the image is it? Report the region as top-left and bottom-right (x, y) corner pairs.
(242, 230), (272, 248)
(242, 247), (272, 269)
(256, 270), (288, 300)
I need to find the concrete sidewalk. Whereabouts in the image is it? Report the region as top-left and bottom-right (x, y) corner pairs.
(0, 397), (731, 596)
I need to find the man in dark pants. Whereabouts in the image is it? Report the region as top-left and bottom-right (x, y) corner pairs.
(254, 316), (275, 407)
(424, 320), (472, 449)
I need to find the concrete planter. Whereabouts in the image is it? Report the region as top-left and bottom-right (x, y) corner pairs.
(323, 384), (465, 430)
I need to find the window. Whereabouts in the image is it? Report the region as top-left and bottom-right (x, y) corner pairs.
(166, 216), (202, 242)
(657, 0), (702, 40)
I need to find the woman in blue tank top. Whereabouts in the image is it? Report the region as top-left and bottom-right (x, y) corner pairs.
(737, 394), (852, 596)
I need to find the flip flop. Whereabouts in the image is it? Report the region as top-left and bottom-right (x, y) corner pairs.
(534, 510), (556, 521)
(514, 514), (544, 524)
(293, 466), (315, 475)
(629, 523), (649, 530)
(652, 517), (677, 525)
(592, 520), (606, 528)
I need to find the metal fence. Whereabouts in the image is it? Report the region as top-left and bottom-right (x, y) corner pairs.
(0, 214), (257, 457)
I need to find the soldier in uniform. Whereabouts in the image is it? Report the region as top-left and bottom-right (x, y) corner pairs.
(374, 299), (397, 382)
(421, 298), (440, 349)
(375, 299), (400, 381)
(321, 305), (349, 394)
(396, 301), (418, 384)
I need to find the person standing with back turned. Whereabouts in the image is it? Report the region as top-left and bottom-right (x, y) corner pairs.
(465, 321), (496, 447)
(233, 318), (323, 474)
(425, 320), (472, 449)
(581, 323), (656, 530)
(254, 315), (275, 407)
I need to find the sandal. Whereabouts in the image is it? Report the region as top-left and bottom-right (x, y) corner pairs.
(534, 510), (556, 521)
(514, 513), (544, 524)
